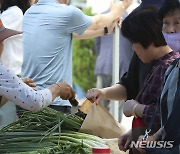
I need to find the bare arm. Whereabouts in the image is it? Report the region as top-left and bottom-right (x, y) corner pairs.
(88, 0), (131, 30)
(86, 84), (127, 104)
(73, 28), (104, 39)
(103, 84), (127, 101)
(73, 21), (115, 39)
(73, 0), (132, 39)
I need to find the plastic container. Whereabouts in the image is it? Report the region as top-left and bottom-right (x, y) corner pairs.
(92, 147), (111, 154)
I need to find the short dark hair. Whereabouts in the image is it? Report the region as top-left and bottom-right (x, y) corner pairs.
(158, 0), (180, 20)
(0, 0), (31, 14)
(121, 6), (167, 49)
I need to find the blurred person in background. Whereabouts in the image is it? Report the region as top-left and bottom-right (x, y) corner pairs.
(0, 0), (37, 127)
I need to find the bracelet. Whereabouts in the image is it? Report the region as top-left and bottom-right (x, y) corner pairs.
(104, 26), (108, 35)
(54, 83), (62, 93)
(133, 104), (138, 118)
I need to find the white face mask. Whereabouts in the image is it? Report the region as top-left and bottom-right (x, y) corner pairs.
(163, 32), (180, 52)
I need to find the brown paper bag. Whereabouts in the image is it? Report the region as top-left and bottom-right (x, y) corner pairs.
(79, 103), (126, 138)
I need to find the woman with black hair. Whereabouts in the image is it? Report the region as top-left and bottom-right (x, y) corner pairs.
(87, 0), (180, 153)
(119, 5), (180, 153)
(137, 0), (180, 153)
(120, 0), (180, 153)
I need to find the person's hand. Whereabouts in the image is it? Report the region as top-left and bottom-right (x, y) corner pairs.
(21, 78), (36, 90)
(108, 20), (116, 34)
(122, 0), (132, 10)
(110, 0), (132, 16)
(118, 130), (132, 152)
(136, 135), (157, 153)
(86, 88), (104, 104)
(0, 96), (8, 108)
(123, 99), (138, 117)
(55, 82), (75, 100)
(118, 17), (123, 28)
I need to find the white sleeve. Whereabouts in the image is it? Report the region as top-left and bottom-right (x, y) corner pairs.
(0, 64), (52, 111)
(0, 6), (23, 31)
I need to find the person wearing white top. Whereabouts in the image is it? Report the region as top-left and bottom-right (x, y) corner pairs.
(0, 0), (33, 127)
(0, 4), (25, 75)
(0, 20), (76, 128)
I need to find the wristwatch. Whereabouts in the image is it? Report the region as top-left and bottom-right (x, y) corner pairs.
(104, 26), (108, 35)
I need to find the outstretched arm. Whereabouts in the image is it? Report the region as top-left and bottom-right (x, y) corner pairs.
(86, 84), (127, 104)
(73, 0), (132, 39)
(0, 65), (75, 111)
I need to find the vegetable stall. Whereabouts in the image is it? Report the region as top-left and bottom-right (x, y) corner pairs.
(0, 107), (109, 154)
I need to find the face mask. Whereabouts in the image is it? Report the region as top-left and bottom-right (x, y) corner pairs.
(163, 32), (180, 52)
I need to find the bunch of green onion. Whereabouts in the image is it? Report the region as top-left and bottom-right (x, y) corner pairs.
(2, 107), (83, 132)
(0, 108), (108, 153)
(0, 131), (108, 153)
